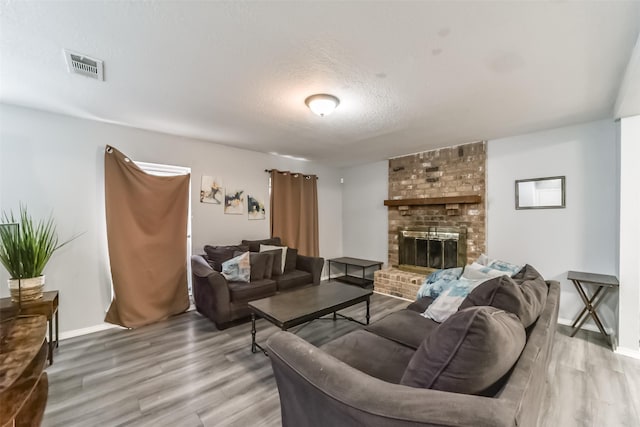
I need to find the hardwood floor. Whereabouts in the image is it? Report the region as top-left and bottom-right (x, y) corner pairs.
(43, 291), (640, 427)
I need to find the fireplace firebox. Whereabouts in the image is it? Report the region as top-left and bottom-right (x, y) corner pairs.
(398, 226), (466, 271)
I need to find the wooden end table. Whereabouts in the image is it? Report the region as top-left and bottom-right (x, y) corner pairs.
(327, 257), (383, 288)
(0, 290), (59, 365)
(567, 271), (618, 349)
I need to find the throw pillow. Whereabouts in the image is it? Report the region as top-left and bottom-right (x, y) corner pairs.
(260, 244), (287, 273)
(262, 252), (274, 279)
(461, 262), (508, 281)
(204, 244), (249, 272)
(459, 271), (548, 328)
(511, 263), (543, 282)
(260, 248), (283, 277)
(284, 247), (298, 273)
(242, 237), (282, 252)
(234, 251), (269, 282)
(221, 252), (251, 282)
(416, 267), (463, 299)
(487, 259), (523, 276)
(401, 306), (526, 396)
(474, 254), (523, 277)
(423, 277), (483, 322)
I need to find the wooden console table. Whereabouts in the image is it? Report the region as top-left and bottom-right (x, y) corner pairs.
(0, 315), (49, 426)
(567, 270), (618, 349)
(0, 290), (59, 365)
(328, 257), (383, 288)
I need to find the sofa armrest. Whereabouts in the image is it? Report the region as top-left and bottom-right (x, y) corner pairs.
(191, 255), (231, 325)
(266, 331), (515, 427)
(296, 255), (324, 285)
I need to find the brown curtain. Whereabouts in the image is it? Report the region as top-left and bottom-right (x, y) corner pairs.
(270, 169), (319, 257)
(104, 146), (190, 328)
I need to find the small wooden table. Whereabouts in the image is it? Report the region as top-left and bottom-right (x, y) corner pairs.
(567, 271), (618, 349)
(0, 291), (59, 365)
(327, 257), (383, 288)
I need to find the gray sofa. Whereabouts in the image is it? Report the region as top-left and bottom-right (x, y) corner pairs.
(266, 266), (560, 427)
(192, 237), (324, 329)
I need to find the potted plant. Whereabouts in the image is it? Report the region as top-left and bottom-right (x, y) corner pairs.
(0, 206), (75, 302)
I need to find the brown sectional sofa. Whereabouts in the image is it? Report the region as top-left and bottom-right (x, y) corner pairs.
(266, 266), (560, 427)
(192, 237), (324, 329)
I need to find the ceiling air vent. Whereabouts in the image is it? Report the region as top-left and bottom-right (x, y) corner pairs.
(63, 49), (104, 81)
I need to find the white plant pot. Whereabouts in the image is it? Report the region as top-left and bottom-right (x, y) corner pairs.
(8, 275), (45, 302)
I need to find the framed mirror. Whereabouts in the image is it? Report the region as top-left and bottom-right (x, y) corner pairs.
(515, 176), (565, 210)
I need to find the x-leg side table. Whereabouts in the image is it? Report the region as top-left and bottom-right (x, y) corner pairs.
(567, 270), (618, 349)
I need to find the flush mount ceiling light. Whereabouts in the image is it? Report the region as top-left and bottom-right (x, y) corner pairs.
(304, 94), (340, 117)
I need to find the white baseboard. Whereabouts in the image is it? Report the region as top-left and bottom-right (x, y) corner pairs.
(557, 317), (615, 335)
(59, 323), (122, 341)
(615, 347), (640, 360)
(373, 290), (413, 302)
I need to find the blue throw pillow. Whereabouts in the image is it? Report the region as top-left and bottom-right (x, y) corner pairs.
(416, 267), (463, 299)
(487, 260), (523, 277)
(221, 252), (251, 282)
(423, 277), (482, 322)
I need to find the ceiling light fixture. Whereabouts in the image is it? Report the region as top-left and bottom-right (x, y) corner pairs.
(305, 93), (340, 117)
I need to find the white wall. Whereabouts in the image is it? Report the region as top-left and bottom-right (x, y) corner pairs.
(0, 104), (342, 334)
(340, 161), (388, 271)
(487, 120), (619, 334)
(618, 115), (640, 355)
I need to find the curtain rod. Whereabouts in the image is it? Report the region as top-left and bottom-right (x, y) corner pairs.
(265, 169), (319, 180)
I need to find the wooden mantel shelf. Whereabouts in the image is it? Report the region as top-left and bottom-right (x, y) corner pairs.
(384, 195), (481, 207)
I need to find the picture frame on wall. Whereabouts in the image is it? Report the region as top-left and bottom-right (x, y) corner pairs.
(224, 189), (245, 214)
(200, 176), (223, 204)
(247, 195), (265, 220)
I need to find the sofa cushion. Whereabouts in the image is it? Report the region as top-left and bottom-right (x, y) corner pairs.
(261, 244), (287, 273)
(204, 244), (249, 271)
(262, 252), (274, 279)
(242, 237), (282, 252)
(365, 309), (439, 349)
(276, 269), (313, 291)
(406, 296), (435, 313)
(401, 306), (526, 396)
(259, 248), (283, 277)
(322, 329), (415, 384)
(221, 252), (251, 282)
(284, 247), (298, 273)
(228, 278), (277, 302)
(458, 271), (548, 328)
(512, 263), (543, 282)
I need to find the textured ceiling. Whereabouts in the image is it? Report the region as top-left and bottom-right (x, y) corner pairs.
(1, 1), (639, 167)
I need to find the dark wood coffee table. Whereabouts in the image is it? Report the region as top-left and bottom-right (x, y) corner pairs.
(248, 283), (372, 354)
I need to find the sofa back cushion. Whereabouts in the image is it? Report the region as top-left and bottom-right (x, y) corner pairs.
(259, 248), (283, 276)
(458, 267), (548, 328)
(284, 247), (298, 273)
(204, 244), (249, 271)
(235, 251), (270, 281)
(242, 237), (282, 252)
(400, 306), (526, 396)
(261, 244), (287, 273)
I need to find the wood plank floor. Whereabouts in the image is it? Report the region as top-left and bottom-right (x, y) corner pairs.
(42, 291), (640, 427)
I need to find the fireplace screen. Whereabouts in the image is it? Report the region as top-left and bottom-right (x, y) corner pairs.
(398, 227), (466, 270)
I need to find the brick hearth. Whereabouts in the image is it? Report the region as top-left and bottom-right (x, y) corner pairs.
(374, 268), (427, 300)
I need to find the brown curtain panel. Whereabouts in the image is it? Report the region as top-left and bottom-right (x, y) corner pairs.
(104, 146), (190, 328)
(270, 169), (319, 257)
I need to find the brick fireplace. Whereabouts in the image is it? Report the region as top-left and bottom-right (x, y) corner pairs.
(374, 141), (487, 299)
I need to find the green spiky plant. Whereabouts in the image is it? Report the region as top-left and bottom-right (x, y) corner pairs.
(0, 206), (75, 279)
